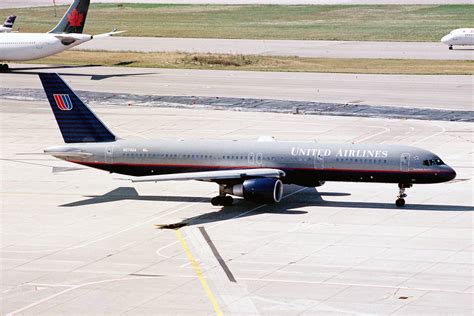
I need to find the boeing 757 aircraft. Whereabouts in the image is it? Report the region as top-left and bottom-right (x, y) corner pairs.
(441, 28), (474, 50)
(39, 73), (456, 207)
(0, 15), (16, 33)
(0, 0), (122, 71)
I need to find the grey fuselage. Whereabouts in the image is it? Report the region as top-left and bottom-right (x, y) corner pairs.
(46, 139), (456, 186)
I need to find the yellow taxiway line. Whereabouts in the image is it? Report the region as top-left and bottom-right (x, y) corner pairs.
(175, 229), (224, 316)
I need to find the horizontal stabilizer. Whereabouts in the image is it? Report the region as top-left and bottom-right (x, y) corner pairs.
(45, 151), (93, 158)
(93, 30), (126, 39)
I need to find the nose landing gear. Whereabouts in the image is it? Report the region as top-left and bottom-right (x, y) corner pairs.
(448, 45), (453, 50)
(396, 183), (412, 207)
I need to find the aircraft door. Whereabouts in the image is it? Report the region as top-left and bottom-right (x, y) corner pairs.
(105, 145), (114, 164)
(400, 153), (410, 172)
(256, 153), (263, 166)
(248, 152), (255, 165)
(314, 153), (324, 169)
(248, 152), (263, 166)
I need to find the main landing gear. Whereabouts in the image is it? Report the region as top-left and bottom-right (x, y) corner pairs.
(211, 185), (234, 206)
(211, 195), (233, 206)
(0, 64), (10, 72)
(396, 183), (412, 207)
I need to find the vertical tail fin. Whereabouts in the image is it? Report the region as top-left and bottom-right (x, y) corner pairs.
(39, 73), (116, 144)
(49, 0), (90, 34)
(3, 15), (16, 28)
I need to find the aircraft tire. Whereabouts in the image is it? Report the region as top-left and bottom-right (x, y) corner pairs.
(0, 64), (9, 72)
(395, 198), (405, 207)
(223, 196), (234, 206)
(211, 197), (221, 206)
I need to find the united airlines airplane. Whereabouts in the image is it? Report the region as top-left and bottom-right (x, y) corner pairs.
(39, 73), (456, 207)
(0, 15), (16, 33)
(441, 28), (474, 50)
(0, 0), (122, 71)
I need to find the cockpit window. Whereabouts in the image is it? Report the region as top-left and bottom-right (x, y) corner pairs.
(423, 158), (445, 166)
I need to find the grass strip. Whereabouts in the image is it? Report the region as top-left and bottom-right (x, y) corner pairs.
(23, 50), (474, 75)
(1, 4), (473, 42)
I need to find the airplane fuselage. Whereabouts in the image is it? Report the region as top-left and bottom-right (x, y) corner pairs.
(46, 139), (456, 186)
(0, 33), (92, 61)
(0, 26), (12, 33)
(441, 28), (474, 48)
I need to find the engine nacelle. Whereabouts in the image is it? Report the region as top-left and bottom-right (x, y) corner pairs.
(225, 178), (283, 204)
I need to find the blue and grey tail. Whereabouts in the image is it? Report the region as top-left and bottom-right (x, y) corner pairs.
(49, 0), (90, 34)
(39, 73), (116, 144)
(3, 15), (16, 28)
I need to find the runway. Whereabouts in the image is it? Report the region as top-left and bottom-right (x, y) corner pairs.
(1, 98), (472, 315)
(0, 0), (470, 8)
(79, 37), (474, 61)
(1, 64), (472, 110)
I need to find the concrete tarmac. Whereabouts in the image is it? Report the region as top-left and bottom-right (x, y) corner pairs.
(1, 64), (473, 111)
(0, 0), (470, 8)
(1, 99), (472, 315)
(79, 37), (474, 61)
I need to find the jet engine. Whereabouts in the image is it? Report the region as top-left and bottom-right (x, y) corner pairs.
(224, 178), (283, 204)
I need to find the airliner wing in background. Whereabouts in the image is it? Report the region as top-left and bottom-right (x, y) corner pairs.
(130, 168), (285, 183)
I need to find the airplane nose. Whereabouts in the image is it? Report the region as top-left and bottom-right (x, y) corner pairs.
(439, 166), (456, 182)
(441, 35), (451, 44)
(447, 167), (456, 181)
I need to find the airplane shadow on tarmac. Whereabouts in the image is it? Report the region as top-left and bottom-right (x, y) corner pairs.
(61, 186), (474, 227)
(6, 64), (155, 80)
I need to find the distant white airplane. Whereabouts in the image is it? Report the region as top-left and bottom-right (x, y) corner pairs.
(441, 28), (474, 50)
(0, 15), (16, 33)
(0, 0), (123, 71)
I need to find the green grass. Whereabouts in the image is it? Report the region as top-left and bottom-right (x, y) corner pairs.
(1, 4), (473, 41)
(25, 50), (474, 75)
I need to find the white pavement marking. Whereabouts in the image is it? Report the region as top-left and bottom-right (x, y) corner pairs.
(238, 277), (471, 295)
(66, 195), (210, 250)
(410, 122), (447, 146)
(352, 126), (391, 143)
(5, 277), (158, 316)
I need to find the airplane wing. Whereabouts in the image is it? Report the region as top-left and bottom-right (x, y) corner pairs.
(129, 168), (285, 183)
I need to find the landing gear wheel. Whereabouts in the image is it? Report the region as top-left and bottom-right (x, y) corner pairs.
(395, 198), (405, 207)
(0, 64), (10, 72)
(211, 195), (234, 206)
(449, 45), (453, 50)
(211, 196), (221, 206)
(223, 196), (233, 206)
(396, 183), (411, 207)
